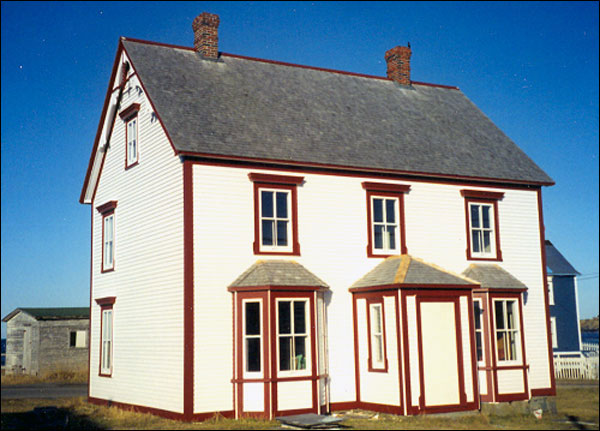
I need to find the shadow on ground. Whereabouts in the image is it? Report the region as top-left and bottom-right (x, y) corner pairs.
(1, 406), (103, 430)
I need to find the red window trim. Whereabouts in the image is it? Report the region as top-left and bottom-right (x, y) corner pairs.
(362, 182), (409, 257)
(249, 173), (303, 256)
(97, 202), (117, 273)
(462, 194), (503, 262)
(366, 297), (389, 373)
(96, 298), (115, 377)
(118, 103), (140, 121)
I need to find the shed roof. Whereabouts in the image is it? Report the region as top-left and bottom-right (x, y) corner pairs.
(351, 255), (478, 289)
(2, 307), (90, 322)
(462, 264), (528, 290)
(120, 38), (553, 186)
(545, 240), (580, 276)
(229, 260), (329, 289)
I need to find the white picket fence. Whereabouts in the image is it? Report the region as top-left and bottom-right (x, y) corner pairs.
(554, 353), (599, 380)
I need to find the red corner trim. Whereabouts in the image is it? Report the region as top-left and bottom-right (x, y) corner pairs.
(118, 103), (140, 120)
(96, 200), (118, 214)
(460, 189), (505, 200)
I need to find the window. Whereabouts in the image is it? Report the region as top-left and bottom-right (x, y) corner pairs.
(96, 296), (116, 377)
(278, 300), (309, 372)
(249, 173), (303, 255)
(461, 190), (504, 261)
(473, 299), (484, 363)
(548, 276), (554, 306)
(362, 182), (410, 257)
(96, 201), (117, 272)
(244, 301), (261, 373)
(119, 103), (140, 169)
(126, 117), (138, 167)
(494, 299), (519, 362)
(368, 301), (387, 371)
(551, 317), (558, 348)
(69, 330), (87, 348)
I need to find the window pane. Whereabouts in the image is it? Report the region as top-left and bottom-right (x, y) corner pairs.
(476, 333), (483, 362)
(276, 221), (288, 246)
(372, 305), (382, 333)
(70, 332), (76, 347)
(245, 302), (260, 336)
(374, 334), (383, 363)
(506, 301), (515, 329)
(246, 338), (261, 372)
(293, 301), (306, 334)
(472, 231), (481, 253)
(483, 231), (492, 253)
(471, 205), (480, 228)
(482, 205), (491, 228)
(496, 332), (506, 361)
(374, 225), (384, 249)
(276, 192), (288, 218)
(386, 225), (396, 250)
(508, 332), (517, 361)
(474, 302), (481, 330)
(279, 336), (291, 371)
(279, 301), (291, 334)
(262, 220), (274, 246)
(294, 336), (306, 370)
(386, 199), (396, 223)
(495, 301), (505, 330)
(261, 191), (273, 218)
(373, 199), (383, 223)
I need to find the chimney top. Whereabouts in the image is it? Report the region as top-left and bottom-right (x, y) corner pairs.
(385, 45), (412, 86)
(192, 12), (220, 60)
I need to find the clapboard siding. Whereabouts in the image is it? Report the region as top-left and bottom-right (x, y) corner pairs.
(90, 52), (184, 413)
(191, 163), (550, 408)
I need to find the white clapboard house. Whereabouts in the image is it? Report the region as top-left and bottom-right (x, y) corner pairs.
(79, 12), (557, 421)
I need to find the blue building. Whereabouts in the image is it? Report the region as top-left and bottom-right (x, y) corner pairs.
(546, 240), (582, 357)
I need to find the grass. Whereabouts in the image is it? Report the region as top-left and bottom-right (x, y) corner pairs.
(1, 384), (598, 430)
(1, 369), (88, 385)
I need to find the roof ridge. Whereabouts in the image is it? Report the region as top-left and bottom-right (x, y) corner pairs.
(121, 37), (460, 90)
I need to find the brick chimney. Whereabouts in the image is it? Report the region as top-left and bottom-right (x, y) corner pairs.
(192, 12), (220, 59)
(385, 45), (412, 86)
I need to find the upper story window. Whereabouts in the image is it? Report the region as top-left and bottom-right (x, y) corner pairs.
(461, 190), (504, 261)
(119, 103), (140, 169)
(249, 173), (303, 255)
(362, 182), (410, 258)
(547, 276), (554, 306)
(96, 201), (117, 272)
(493, 299), (520, 363)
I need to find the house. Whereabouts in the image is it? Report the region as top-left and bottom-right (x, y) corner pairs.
(2, 307), (89, 375)
(545, 240), (582, 357)
(79, 12), (557, 421)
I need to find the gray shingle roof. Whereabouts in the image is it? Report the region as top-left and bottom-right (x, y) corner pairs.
(545, 240), (580, 276)
(462, 264), (528, 290)
(351, 255), (478, 289)
(229, 260), (329, 288)
(2, 307), (90, 322)
(122, 39), (553, 185)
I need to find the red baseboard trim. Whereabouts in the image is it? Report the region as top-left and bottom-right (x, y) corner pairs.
(531, 387), (556, 397)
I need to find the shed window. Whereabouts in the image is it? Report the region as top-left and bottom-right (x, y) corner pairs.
(70, 330), (87, 348)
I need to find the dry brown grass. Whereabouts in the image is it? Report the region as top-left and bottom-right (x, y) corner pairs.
(1, 384), (598, 430)
(1, 369), (87, 385)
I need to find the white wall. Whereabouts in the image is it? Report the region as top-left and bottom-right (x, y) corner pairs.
(90, 52), (184, 413)
(191, 163), (551, 409)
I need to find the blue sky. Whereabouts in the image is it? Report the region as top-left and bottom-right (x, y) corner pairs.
(1, 1), (598, 338)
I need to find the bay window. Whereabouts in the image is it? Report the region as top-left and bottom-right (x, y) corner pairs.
(494, 299), (519, 362)
(278, 299), (309, 372)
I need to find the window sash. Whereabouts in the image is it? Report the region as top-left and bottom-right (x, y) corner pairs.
(371, 196), (399, 253)
(101, 309), (113, 374)
(126, 117), (138, 165)
(243, 301), (262, 374)
(494, 300), (519, 363)
(103, 214), (114, 270)
(278, 300), (309, 373)
(259, 189), (292, 251)
(369, 303), (385, 368)
(469, 203), (496, 257)
(473, 299), (485, 363)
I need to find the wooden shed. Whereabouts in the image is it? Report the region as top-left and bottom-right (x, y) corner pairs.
(2, 307), (89, 376)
